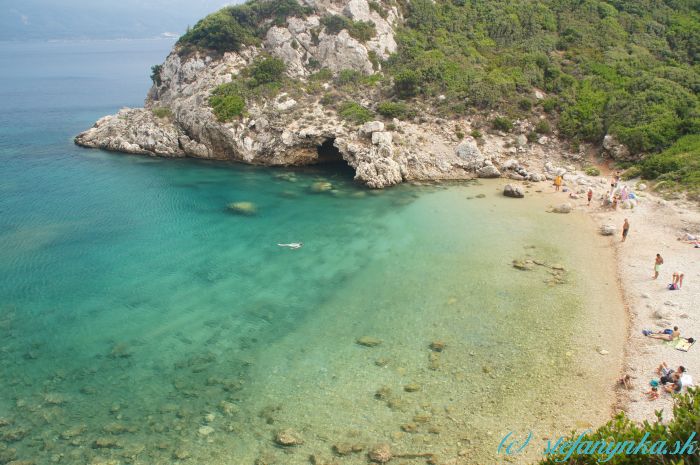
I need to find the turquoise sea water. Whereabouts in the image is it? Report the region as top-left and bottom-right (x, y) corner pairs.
(0, 40), (624, 464)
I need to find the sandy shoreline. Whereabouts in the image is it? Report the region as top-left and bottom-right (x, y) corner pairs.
(558, 176), (699, 423)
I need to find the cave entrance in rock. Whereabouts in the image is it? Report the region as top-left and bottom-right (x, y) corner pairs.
(315, 138), (355, 178)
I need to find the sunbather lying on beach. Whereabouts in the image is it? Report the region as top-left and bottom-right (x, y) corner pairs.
(648, 326), (681, 341)
(657, 363), (685, 383)
(645, 386), (659, 400)
(663, 373), (683, 394)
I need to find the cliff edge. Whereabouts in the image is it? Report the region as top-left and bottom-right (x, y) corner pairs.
(75, 0), (597, 188)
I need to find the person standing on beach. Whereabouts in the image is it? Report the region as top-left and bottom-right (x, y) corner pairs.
(653, 254), (664, 279)
(587, 189), (593, 205)
(622, 219), (630, 242)
(554, 175), (562, 192)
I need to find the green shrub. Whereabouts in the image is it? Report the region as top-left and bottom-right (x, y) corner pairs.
(622, 165), (642, 180)
(321, 15), (350, 34)
(538, 388), (700, 465)
(347, 20), (376, 42)
(309, 68), (333, 82)
(150, 64), (163, 86)
(535, 120), (551, 134)
(377, 101), (415, 120)
(338, 101), (374, 124)
(177, 1), (312, 53)
(492, 116), (513, 132)
(527, 131), (539, 143)
(368, 50), (380, 71)
(584, 166), (601, 176)
(471, 129), (483, 139)
(456, 130), (465, 140)
(638, 134), (700, 189)
(151, 107), (172, 119)
(368, 1), (388, 19)
(518, 98), (533, 111)
(250, 57), (286, 86)
(394, 69), (420, 98)
(209, 82), (246, 121)
(542, 97), (558, 113)
(177, 10), (253, 53)
(321, 15), (376, 42)
(337, 69), (362, 85)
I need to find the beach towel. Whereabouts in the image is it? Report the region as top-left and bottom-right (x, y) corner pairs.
(680, 374), (693, 387)
(676, 338), (695, 352)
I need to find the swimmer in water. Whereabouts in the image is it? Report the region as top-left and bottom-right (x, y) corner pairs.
(278, 242), (303, 249)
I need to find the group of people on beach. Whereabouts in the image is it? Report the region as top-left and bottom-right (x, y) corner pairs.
(553, 172), (695, 401)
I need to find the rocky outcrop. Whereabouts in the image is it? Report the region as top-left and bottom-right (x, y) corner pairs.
(503, 184), (524, 198)
(75, 0), (583, 188)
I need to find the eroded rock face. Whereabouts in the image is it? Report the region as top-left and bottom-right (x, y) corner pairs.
(75, 1), (579, 189)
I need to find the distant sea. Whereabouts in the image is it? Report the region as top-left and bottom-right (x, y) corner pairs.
(0, 39), (622, 464)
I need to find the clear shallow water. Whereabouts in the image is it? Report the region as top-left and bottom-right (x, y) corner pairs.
(0, 40), (624, 465)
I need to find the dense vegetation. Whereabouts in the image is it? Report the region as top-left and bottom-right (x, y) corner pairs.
(177, 0), (312, 54)
(386, 0), (700, 192)
(209, 56), (287, 122)
(174, 0), (700, 193)
(537, 388), (699, 464)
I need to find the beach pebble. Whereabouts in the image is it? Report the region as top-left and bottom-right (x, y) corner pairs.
(597, 348), (609, 356)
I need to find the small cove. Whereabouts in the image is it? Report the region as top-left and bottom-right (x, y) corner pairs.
(0, 39), (625, 465)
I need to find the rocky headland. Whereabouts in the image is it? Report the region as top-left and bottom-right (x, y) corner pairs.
(75, 0), (630, 189)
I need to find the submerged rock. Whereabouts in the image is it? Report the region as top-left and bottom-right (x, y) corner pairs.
(310, 181), (333, 193)
(275, 429), (303, 446)
(333, 442), (364, 456)
(404, 383), (421, 392)
(228, 202), (257, 216)
(356, 336), (382, 347)
(368, 444), (393, 463)
(429, 341), (446, 352)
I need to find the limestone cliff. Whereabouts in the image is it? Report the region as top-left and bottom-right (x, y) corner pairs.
(75, 0), (582, 188)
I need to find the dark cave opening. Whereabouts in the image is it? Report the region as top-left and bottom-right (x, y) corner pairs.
(314, 138), (355, 178)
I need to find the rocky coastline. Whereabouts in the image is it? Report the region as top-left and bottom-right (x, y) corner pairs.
(75, 0), (629, 190)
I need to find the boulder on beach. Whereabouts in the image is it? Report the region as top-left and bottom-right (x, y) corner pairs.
(477, 165), (501, 178)
(503, 184), (524, 198)
(552, 203), (572, 214)
(228, 201), (257, 215)
(600, 224), (616, 236)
